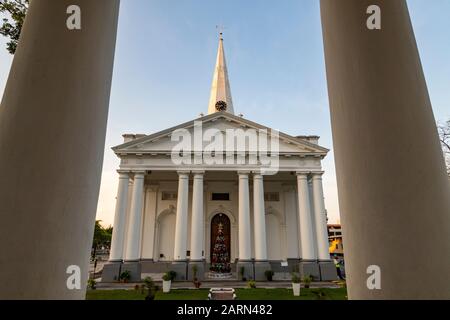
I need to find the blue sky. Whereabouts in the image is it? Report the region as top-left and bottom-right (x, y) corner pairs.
(0, 0), (449, 226)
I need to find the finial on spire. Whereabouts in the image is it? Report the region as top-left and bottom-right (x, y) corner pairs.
(216, 25), (225, 40)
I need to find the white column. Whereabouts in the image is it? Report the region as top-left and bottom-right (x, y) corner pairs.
(297, 172), (316, 260)
(253, 173), (268, 261)
(190, 171), (205, 261)
(174, 171), (189, 261)
(109, 172), (130, 261)
(124, 172), (145, 261)
(311, 172), (330, 261)
(141, 185), (158, 260)
(238, 171), (252, 260)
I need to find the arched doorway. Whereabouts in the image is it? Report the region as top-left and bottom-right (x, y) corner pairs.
(210, 213), (231, 272)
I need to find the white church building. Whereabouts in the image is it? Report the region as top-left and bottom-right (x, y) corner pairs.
(102, 34), (336, 282)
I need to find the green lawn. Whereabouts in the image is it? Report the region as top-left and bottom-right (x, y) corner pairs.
(86, 288), (347, 300)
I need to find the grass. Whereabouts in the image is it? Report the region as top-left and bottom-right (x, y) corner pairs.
(86, 287), (347, 300)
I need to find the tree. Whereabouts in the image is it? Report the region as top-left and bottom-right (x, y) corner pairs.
(0, 0), (29, 54)
(91, 220), (112, 260)
(438, 119), (450, 176)
(209, 222), (231, 274)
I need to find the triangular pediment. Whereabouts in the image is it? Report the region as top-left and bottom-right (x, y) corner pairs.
(113, 112), (328, 155)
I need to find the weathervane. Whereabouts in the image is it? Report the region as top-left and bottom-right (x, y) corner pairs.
(216, 25), (226, 39)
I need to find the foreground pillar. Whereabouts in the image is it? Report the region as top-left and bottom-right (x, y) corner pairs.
(0, 0), (120, 299)
(321, 0), (450, 299)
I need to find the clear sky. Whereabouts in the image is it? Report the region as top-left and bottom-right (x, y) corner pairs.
(0, 0), (449, 227)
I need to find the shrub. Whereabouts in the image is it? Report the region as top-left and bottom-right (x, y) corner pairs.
(119, 270), (131, 282)
(168, 270), (177, 281)
(247, 280), (256, 289)
(302, 275), (313, 288)
(87, 278), (96, 290)
(143, 277), (158, 301)
(264, 270), (274, 281)
(162, 272), (172, 281)
(291, 273), (301, 284)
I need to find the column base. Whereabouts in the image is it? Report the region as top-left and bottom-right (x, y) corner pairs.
(236, 261), (254, 281)
(188, 261), (205, 281)
(254, 261), (272, 281)
(319, 260), (338, 281)
(171, 261), (188, 281)
(122, 261), (142, 282)
(299, 260), (320, 281)
(101, 261), (122, 283)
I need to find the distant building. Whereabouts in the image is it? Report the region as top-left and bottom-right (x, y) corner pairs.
(328, 224), (344, 257)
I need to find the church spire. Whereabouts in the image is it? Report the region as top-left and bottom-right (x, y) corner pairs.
(207, 32), (234, 115)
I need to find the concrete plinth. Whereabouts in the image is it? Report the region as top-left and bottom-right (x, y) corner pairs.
(122, 261), (141, 282)
(299, 260), (320, 281)
(319, 260), (338, 281)
(188, 261), (205, 281)
(237, 261), (254, 280)
(254, 261), (272, 281)
(171, 261), (188, 281)
(101, 261), (122, 282)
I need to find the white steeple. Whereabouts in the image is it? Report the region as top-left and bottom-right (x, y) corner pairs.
(207, 33), (234, 115)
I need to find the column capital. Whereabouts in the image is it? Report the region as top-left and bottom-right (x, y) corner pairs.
(177, 170), (190, 177)
(132, 171), (146, 178)
(238, 170), (251, 176)
(296, 171), (309, 178)
(117, 170), (131, 178)
(192, 170), (205, 176)
(311, 171), (325, 179)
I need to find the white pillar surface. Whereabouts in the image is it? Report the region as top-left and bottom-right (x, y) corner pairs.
(297, 173), (316, 260)
(190, 171), (205, 261)
(311, 173), (330, 261)
(109, 172), (130, 261)
(0, 0), (120, 299)
(253, 174), (268, 261)
(124, 172), (145, 261)
(174, 171), (189, 261)
(321, 0), (450, 299)
(238, 172), (252, 260)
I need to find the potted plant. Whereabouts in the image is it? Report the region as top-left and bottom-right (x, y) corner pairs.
(162, 272), (172, 293)
(264, 270), (274, 282)
(302, 275), (312, 289)
(168, 270), (177, 281)
(291, 273), (301, 296)
(119, 270), (131, 283)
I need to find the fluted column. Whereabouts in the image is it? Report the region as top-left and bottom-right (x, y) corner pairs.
(321, 0), (450, 299)
(109, 171), (130, 261)
(0, 0), (120, 299)
(296, 172), (316, 260)
(190, 171), (205, 261)
(311, 172), (330, 261)
(238, 171), (251, 261)
(124, 172), (145, 261)
(174, 171), (189, 261)
(253, 174), (267, 261)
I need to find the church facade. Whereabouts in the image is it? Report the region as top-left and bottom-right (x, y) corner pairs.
(102, 34), (336, 282)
